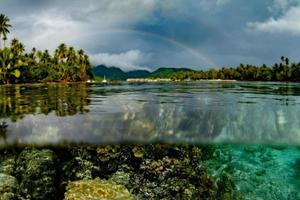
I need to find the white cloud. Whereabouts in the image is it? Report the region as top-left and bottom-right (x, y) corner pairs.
(9, 0), (160, 51)
(11, 10), (88, 51)
(248, 5), (300, 35)
(90, 50), (150, 71)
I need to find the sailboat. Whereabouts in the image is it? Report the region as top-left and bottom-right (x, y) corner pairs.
(102, 75), (108, 83)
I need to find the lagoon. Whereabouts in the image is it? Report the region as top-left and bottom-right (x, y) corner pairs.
(1, 81), (300, 145)
(0, 81), (300, 199)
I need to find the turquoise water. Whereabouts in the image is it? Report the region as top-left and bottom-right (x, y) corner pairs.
(0, 81), (300, 199)
(205, 145), (300, 199)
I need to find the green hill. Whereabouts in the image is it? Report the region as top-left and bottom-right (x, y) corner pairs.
(92, 65), (194, 81)
(148, 68), (194, 78)
(92, 65), (128, 80)
(92, 65), (151, 80)
(127, 70), (150, 78)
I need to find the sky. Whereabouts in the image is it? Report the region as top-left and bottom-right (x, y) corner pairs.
(1, 0), (300, 71)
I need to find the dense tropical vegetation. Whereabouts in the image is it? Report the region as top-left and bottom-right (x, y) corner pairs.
(93, 57), (300, 82)
(169, 56), (300, 81)
(92, 65), (151, 81)
(0, 14), (92, 84)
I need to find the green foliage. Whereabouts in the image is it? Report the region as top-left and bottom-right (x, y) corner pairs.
(0, 48), (24, 84)
(148, 67), (193, 78)
(0, 42), (92, 84)
(169, 56), (300, 82)
(92, 65), (151, 81)
(93, 65), (128, 80)
(0, 14), (11, 48)
(93, 60), (300, 82)
(126, 69), (150, 78)
(92, 66), (191, 81)
(0, 14), (92, 84)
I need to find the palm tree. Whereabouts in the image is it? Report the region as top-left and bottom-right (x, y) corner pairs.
(0, 14), (12, 49)
(0, 48), (21, 84)
(77, 49), (86, 80)
(83, 54), (91, 80)
(29, 47), (37, 60)
(41, 49), (51, 64)
(66, 46), (77, 64)
(11, 38), (25, 56)
(3, 35), (7, 47)
(285, 57), (289, 66)
(55, 43), (67, 62)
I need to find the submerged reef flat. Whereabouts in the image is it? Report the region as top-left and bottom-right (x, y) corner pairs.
(0, 144), (241, 200)
(0, 144), (299, 200)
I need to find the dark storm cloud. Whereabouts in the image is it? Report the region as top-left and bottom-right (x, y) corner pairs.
(1, 0), (300, 70)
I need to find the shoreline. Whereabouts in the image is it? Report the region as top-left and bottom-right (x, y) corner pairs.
(0, 79), (300, 87)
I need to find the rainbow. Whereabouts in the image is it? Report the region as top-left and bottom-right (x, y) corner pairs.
(81, 28), (216, 67)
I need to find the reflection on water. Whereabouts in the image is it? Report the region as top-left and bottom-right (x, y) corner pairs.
(1, 81), (300, 145)
(0, 121), (8, 143)
(0, 83), (90, 121)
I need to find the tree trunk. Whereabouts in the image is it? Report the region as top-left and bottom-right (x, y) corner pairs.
(0, 35), (2, 49)
(3, 71), (9, 84)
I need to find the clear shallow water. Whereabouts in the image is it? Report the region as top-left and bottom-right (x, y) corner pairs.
(0, 81), (300, 199)
(205, 145), (300, 199)
(1, 81), (300, 145)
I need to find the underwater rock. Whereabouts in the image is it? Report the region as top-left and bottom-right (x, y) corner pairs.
(63, 144), (219, 199)
(59, 145), (100, 198)
(95, 145), (135, 178)
(96, 145), (121, 162)
(64, 178), (135, 200)
(0, 157), (16, 175)
(216, 173), (241, 200)
(0, 173), (19, 200)
(109, 168), (131, 186)
(132, 145), (145, 158)
(16, 148), (58, 200)
(68, 146), (97, 180)
(128, 145), (217, 199)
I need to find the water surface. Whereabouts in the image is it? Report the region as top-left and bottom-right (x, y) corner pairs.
(1, 81), (300, 145)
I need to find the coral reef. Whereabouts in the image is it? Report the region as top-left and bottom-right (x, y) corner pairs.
(16, 148), (58, 200)
(0, 173), (19, 200)
(64, 178), (135, 200)
(0, 144), (241, 200)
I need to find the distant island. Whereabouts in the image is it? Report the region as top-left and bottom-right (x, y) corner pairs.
(92, 65), (193, 81)
(1, 13), (300, 84)
(92, 56), (300, 82)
